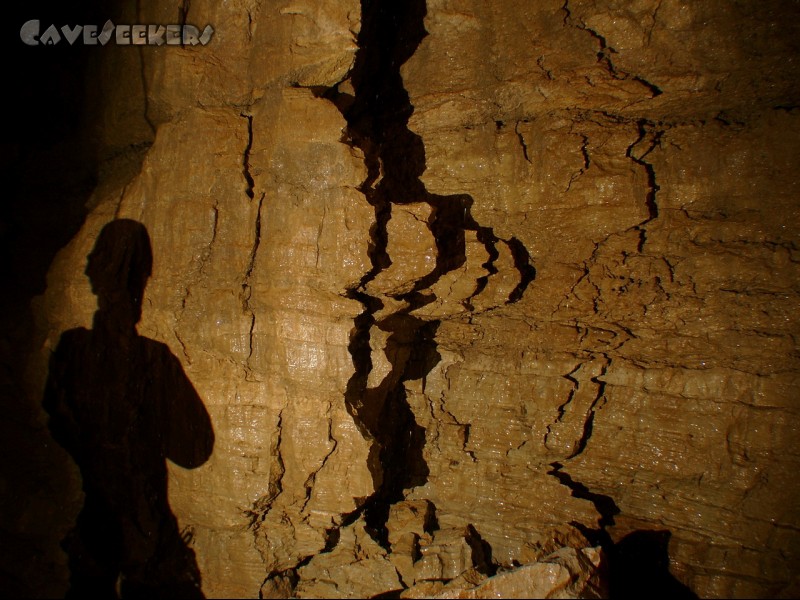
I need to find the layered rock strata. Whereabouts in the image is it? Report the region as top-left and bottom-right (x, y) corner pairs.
(11, 0), (799, 598)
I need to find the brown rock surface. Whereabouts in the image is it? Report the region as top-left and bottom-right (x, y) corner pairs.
(432, 547), (606, 599)
(4, 0), (799, 598)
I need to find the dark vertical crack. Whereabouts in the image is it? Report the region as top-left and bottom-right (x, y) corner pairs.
(566, 130), (591, 192)
(545, 363), (581, 440)
(209, 205), (219, 255)
(246, 9), (255, 41)
(246, 408), (286, 530)
(627, 120), (662, 250)
(514, 121), (532, 164)
(241, 113), (256, 200)
(269, 409), (286, 507)
(646, 0), (663, 46)
(179, 0), (191, 29)
(316, 0), (431, 549)
(571, 357), (608, 458)
(547, 357), (617, 548)
(309, 0), (537, 549)
(628, 120), (661, 220)
(242, 193), (264, 370)
(561, 0), (572, 26)
(239, 112), (265, 374)
(544, 356), (608, 459)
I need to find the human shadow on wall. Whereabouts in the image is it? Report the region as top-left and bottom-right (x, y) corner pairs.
(42, 219), (214, 599)
(610, 530), (698, 599)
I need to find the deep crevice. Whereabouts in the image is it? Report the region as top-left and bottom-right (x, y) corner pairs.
(315, 0), (537, 549)
(319, 0), (433, 548)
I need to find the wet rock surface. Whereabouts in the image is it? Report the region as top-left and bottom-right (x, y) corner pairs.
(3, 0), (799, 598)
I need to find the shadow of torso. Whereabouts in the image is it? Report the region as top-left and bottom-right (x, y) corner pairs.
(45, 323), (213, 598)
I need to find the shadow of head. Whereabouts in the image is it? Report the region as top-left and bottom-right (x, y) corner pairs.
(85, 219), (152, 320)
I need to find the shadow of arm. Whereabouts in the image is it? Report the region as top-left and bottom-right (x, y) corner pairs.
(160, 350), (215, 469)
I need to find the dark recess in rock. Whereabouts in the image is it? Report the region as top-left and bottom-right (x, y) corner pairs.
(1, 2), (152, 596)
(313, 0), (537, 547)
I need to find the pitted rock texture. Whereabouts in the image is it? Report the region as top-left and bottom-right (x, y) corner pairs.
(6, 0), (799, 598)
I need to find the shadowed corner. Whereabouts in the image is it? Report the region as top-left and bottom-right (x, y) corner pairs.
(42, 219), (214, 598)
(610, 529), (698, 599)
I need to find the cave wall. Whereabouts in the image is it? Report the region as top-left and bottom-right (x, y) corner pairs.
(399, 1), (800, 597)
(18, 0), (800, 598)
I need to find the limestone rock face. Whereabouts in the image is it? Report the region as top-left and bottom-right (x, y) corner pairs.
(399, 1), (800, 597)
(293, 518), (403, 599)
(16, 0), (800, 598)
(431, 547), (607, 599)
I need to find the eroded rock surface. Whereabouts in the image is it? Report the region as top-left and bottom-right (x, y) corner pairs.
(11, 0), (800, 598)
(429, 547), (606, 599)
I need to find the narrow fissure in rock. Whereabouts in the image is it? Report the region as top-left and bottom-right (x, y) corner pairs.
(627, 121), (662, 253)
(241, 113), (256, 200)
(548, 461), (619, 548)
